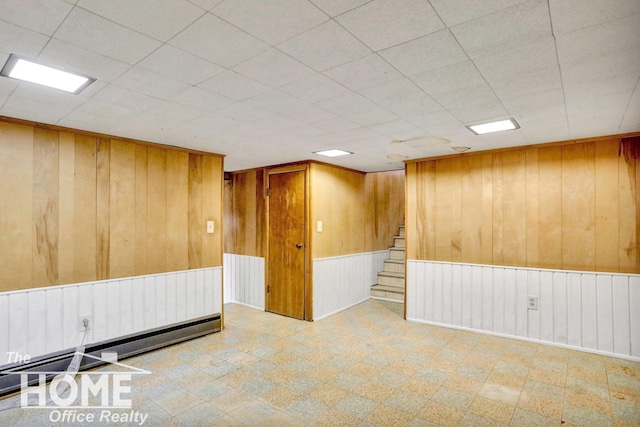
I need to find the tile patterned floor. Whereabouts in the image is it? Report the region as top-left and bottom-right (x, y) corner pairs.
(2, 300), (639, 426)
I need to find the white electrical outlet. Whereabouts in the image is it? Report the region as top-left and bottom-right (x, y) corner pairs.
(527, 296), (538, 310)
(78, 314), (92, 332)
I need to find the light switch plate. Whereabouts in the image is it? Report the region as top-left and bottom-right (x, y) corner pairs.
(317, 221), (323, 232)
(207, 221), (214, 233)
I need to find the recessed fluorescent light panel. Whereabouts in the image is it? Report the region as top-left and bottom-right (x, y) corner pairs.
(1, 54), (96, 94)
(314, 149), (352, 157)
(466, 118), (519, 135)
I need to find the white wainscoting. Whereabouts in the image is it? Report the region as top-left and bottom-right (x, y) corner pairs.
(0, 267), (223, 362)
(223, 254), (265, 310)
(406, 260), (640, 361)
(313, 250), (388, 321)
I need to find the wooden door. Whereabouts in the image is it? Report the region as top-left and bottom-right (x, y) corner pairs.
(267, 170), (306, 319)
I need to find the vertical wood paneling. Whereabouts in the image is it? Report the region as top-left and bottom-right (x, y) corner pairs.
(188, 154), (203, 269)
(166, 151), (189, 271)
(109, 140), (136, 278)
(493, 267), (504, 334)
(134, 145), (148, 276)
(203, 156), (222, 267)
(0, 123), (33, 291)
(119, 279), (133, 336)
(461, 265), (472, 328)
(62, 285), (78, 349)
(451, 263), (462, 326)
(503, 268), (516, 336)
(595, 141), (619, 271)
(147, 147), (167, 274)
(9, 293), (28, 355)
(502, 151), (527, 266)
(538, 146), (562, 269)
(32, 128), (59, 287)
(527, 270), (541, 340)
(525, 149), (539, 266)
(481, 266), (493, 331)
(567, 273), (582, 347)
(539, 271), (554, 342)
(58, 133), (75, 285)
(364, 170), (405, 252)
(515, 269), (528, 337)
(28, 290), (47, 357)
(461, 156), (483, 263)
(406, 137), (637, 274)
(96, 138), (111, 280)
(73, 135), (97, 283)
(562, 143), (596, 271)
(619, 140), (637, 273)
(0, 295), (8, 358)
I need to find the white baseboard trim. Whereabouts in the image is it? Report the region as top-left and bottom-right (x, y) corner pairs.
(407, 317), (640, 363)
(371, 296), (404, 303)
(314, 297), (370, 322)
(226, 301), (265, 312)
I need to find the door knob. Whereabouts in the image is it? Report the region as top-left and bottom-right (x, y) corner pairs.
(296, 243), (303, 248)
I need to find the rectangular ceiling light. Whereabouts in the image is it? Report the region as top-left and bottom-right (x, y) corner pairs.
(314, 149), (353, 157)
(466, 118), (519, 135)
(1, 54), (96, 94)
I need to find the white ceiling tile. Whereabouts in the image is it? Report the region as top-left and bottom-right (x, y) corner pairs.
(359, 78), (442, 116)
(0, 0), (72, 35)
(431, 83), (507, 118)
(346, 107), (399, 127)
(430, 0), (529, 27)
(231, 115), (303, 138)
(411, 61), (485, 95)
(501, 89), (566, 115)
(38, 39), (130, 83)
(520, 123), (570, 145)
(197, 70), (271, 101)
(336, 0), (445, 51)
(279, 104), (336, 124)
(314, 92), (378, 115)
(620, 89), (640, 132)
(555, 14), (640, 64)
(379, 30), (468, 76)
(77, 0), (204, 41)
(4, 86), (86, 118)
(245, 89), (311, 114)
(216, 103), (272, 123)
(404, 110), (463, 134)
(481, 130), (529, 149)
(550, 0), (640, 35)
(92, 84), (163, 111)
(564, 71), (640, 105)
(323, 54), (403, 91)
(285, 124), (326, 139)
(137, 45), (223, 86)
(76, 98), (140, 120)
(57, 109), (123, 132)
(187, 0), (223, 9)
(147, 100), (206, 122)
(280, 74), (351, 103)
(114, 66), (190, 99)
(189, 113), (245, 132)
(309, 0), (370, 17)
(171, 87), (236, 113)
(489, 66), (563, 99)
(54, 8), (162, 64)
(451, 0), (551, 59)
(310, 116), (360, 133)
(369, 119), (425, 140)
(560, 48), (640, 89)
(278, 20), (371, 71)
(0, 105), (67, 125)
(169, 13), (269, 68)
(232, 48), (315, 88)
(212, 0), (328, 45)
(0, 21), (49, 58)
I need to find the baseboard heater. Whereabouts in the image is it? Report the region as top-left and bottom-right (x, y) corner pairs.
(0, 313), (222, 398)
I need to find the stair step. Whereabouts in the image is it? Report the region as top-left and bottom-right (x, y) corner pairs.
(371, 285), (404, 302)
(383, 260), (404, 273)
(394, 236), (405, 248)
(389, 248), (405, 260)
(378, 272), (404, 287)
(398, 226), (405, 237)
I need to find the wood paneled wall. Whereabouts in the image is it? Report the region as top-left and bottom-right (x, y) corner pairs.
(406, 136), (640, 274)
(310, 163), (366, 259)
(223, 169), (266, 257)
(0, 120), (223, 292)
(365, 170), (405, 252)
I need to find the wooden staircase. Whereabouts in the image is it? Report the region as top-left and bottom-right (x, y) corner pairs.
(371, 225), (405, 302)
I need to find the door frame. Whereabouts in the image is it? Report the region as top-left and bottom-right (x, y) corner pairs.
(264, 164), (313, 320)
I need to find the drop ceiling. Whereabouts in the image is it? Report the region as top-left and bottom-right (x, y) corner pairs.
(0, 0), (638, 172)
